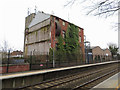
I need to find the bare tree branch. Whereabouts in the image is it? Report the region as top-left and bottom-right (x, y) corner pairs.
(95, 8), (119, 16)
(64, 0), (119, 17)
(64, 0), (77, 7)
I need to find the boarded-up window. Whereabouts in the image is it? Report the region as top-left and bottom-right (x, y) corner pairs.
(62, 30), (66, 38)
(62, 21), (65, 26)
(79, 28), (81, 32)
(79, 36), (81, 42)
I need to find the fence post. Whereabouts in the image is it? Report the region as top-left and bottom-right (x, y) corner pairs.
(46, 52), (49, 68)
(6, 50), (10, 73)
(76, 53), (77, 65)
(30, 51), (32, 70)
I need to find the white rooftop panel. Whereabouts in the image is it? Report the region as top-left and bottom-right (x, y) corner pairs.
(29, 12), (50, 28)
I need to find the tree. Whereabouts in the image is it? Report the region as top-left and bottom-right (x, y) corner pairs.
(0, 40), (14, 60)
(1, 40), (14, 52)
(108, 43), (118, 57)
(65, 0), (119, 17)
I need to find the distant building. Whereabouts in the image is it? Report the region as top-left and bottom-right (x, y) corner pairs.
(91, 46), (111, 60)
(10, 50), (23, 58)
(0, 51), (8, 60)
(24, 11), (85, 60)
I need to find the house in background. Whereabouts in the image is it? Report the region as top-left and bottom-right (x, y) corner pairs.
(24, 11), (85, 60)
(10, 50), (23, 58)
(0, 51), (8, 60)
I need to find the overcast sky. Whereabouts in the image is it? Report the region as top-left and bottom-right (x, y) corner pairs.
(0, 0), (118, 51)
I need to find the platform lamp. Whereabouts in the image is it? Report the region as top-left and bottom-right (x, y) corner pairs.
(84, 35), (87, 63)
(84, 36), (90, 64)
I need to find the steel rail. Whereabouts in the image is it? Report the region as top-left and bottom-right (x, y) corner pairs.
(72, 69), (118, 90)
(18, 64), (118, 90)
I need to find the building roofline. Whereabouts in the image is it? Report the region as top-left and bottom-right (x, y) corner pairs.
(51, 15), (84, 30)
(27, 11), (84, 30)
(91, 46), (110, 51)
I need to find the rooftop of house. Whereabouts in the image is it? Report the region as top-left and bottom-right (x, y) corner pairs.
(11, 50), (23, 56)
(28, 11), (83, 30)
(90, 46), (110, 51)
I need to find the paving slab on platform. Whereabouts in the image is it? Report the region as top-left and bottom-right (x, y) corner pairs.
(92, 72), (120, 89)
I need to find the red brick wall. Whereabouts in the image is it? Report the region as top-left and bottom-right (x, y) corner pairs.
(79, 28), (85, 60)
(50, 16), (56, 48)
(0, 66), (7, 74)
(50, 16), (69, 48)
(0, 64), (29, 74)
(59, 19), (68, 32)
(50, 16), (85, 60)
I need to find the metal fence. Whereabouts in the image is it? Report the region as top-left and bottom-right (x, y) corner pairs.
(24, 51), (119, 70)
(1, 51), (120, 72)
(1, 51), (24, 64)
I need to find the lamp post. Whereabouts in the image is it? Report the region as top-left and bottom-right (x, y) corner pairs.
(84, 40), (90, 64)
(84, 35), (87, 63)
(53, 40), (55, 68)
(7, 50), (10, 73)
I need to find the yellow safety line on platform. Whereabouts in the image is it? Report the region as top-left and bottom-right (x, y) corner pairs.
(115, 84), (120, 90)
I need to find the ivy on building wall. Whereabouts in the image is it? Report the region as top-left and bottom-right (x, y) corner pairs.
(64, 24), (81, 61)
(55, 35), (65, 62)
(65, 24), (80, 53)
(49, 24), (82, 62)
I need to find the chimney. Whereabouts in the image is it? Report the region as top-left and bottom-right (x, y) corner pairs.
(25, 13), (35, 29)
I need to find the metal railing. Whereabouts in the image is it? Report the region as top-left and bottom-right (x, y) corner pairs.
(1, 51), (120, 73)
(24, 51), (119, 70)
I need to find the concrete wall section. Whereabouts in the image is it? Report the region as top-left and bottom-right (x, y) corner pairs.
(29, 18), (50, 32)
(2, 74), (43, 88)
(24, 18), (51, 56)
(26, 41), (50, 55)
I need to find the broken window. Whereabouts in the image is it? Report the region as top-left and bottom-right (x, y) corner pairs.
(79, 28), (81, 32)
(56, 17), (59, 21)
(79, 36), (81, 42)
(56, 43), (59, 50)
(55, 21), (61, 37)
(55, 22), (57, 30)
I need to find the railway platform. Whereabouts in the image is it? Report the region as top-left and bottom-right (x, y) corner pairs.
(1, 60), (118, 80)
(92, 72), (120, 89)
(1, 60), (119, 89)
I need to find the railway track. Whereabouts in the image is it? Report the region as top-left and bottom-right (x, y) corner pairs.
(72, 68), (118, 90)
(18, 63), (119, 90)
